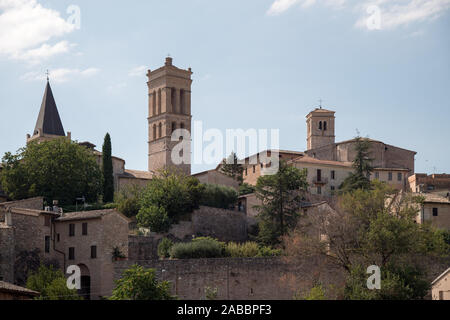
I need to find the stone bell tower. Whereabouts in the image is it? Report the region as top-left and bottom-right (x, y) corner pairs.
(306, 107), (335, 150)
(147, 57), (192, 175)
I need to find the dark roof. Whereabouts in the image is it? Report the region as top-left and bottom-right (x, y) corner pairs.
(0, 281), (40, 296)
(33, 81), (65, 136)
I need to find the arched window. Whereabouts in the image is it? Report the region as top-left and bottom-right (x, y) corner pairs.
(152, 92), (156, 116)
(153, 124), (157, 140)
(158, 123), (162, 138)
(180, 89), (185, 114)
(171, 88), (176, 113)
(171, 122), (176, 133)
(324, 121), (327, 131)
(318, 121), (322, 130)
(157, 89), (162, 114)
(180, 122), (185, 129)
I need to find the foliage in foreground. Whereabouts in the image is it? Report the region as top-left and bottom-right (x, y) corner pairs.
(1, 138), (102, 205)
(26, 265), (82, 300)
(110, 265), (174, 300)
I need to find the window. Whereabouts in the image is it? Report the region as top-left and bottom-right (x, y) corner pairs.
(171, 122), (176, 133)
(318, 121), (322, 130)
(68, 247), (75, 260)
(317, 169), (322, 182)
(261, 163), (263, 169)
(375, 172), (379, 179)
(57, 233), (60, 242)
(91, 246), (97, 259)
(388, 172), (393, 181)
(433, 208), (438, 217)
(331, 170), (335, 180)
(82, 223), (88, 236)
(330, 186), (335, 191)
(153, 124), (157, 140)
(69, 224), (75, 237)
(158, 123), (162, 138)
(324, 121), (327, 131)
(397, 172), (402, 181)
(253, 165), (256, 173)
(245, 168), (248, 176)
(44, 216), (50, 227)
(317, 186), (322, 195)
(45, 236), (50, 253)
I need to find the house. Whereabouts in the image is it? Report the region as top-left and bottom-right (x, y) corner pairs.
(431, 268), (450, 300)
(0, 281), (39, 300)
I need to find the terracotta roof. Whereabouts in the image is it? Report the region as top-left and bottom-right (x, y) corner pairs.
(308, 108), (335, 114)
(121, 169), (154, 180)
(290, 155), (353, 168)
(0, 281), (39, 296)
(335, 138), (417, 154)
(415, 193), (450, 204)
(432, 267), (450, 285)
(56, 209), (118, 222)
(33, 81), (65, 137)
(92, 150), (125, 163)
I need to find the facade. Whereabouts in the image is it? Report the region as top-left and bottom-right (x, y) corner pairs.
(414, 193), (450, 230)
(147, 57), (192, 175)
(193, 169), (239, 190)
(0, 198), (130, 300)
(408, 173), (450, 193)
(432, 268), (450, 300)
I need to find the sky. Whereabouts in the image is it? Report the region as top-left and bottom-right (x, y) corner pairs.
(0, 0), (449, 174)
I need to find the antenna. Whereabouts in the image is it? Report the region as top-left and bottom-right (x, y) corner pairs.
(318, 98), (323, 109)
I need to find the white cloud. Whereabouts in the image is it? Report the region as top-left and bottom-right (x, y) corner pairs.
(355, 0), (450, 30)
(21, 68), (100, 83)
(0, 0), (76, 63)
(128, 65), (148, 77)
(267, 0), (450, 30)
(267, 0), (346, 15)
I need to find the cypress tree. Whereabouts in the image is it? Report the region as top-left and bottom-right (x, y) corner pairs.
(102, 133), (114, 203)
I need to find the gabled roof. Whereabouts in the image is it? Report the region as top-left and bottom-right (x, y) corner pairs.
(33, 81), (65, 137)
(0, 281), (39, 297)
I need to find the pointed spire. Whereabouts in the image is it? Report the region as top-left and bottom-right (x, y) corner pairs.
(33, 81), (65, 137)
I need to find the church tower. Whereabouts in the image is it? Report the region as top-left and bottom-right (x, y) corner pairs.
(147, 57), (192, 175)
(306, 107), (335, 150)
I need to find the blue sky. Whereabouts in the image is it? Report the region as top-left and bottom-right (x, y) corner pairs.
(0, 0), (449, 174)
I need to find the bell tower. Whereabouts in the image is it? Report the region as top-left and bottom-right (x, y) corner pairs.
(306, 107), (335, 150)
(147, 57), (192, 175)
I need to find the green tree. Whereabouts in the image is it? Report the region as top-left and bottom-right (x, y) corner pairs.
(115, 184), (143, 217)
(199, 184), (238, 209)
(1, 138), (102, 205)
(26, 265), (82, 300)
(110, 265), (174, 300)
(340, 136), (374, 193)
(254, 161), (308, 245)
(220, 152), (244, 184)
(137, 169), (205, 231)
(239, 183), (255, 196)
(102, 133), (114, 203)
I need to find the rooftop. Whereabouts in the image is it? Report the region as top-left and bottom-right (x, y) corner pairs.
(32, 81), (65, 137)
(0, 281), (39, 297)
(56, 209), (119, 222)
(290, 155), (353, 168)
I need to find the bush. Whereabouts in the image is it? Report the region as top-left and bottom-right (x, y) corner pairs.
(115, 184), (142, 217)
(239, 183), (255, 196)
(158, 238), (174, 259)
(200, 184), (238, 209)
(225, 242), (282, 258)
(170, 237), (225, 259)
(137, 205), (171, 233)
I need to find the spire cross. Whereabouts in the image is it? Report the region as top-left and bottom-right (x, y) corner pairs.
(46, 69), (50, 81)
(318, 98), (323, 109)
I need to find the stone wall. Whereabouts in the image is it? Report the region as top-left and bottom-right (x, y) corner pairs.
(0, 224), (14, 282)
(113, 257), (344, 300)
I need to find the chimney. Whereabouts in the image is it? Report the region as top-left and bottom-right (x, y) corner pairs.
(5, 208), (12, 227)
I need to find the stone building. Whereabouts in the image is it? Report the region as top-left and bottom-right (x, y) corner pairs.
(414, 193), (450, 230)
(0, 198), (130, 300)
(147, 57), (192, 175)
(408, 173), (450, 194)
(432, 268), (450, 300)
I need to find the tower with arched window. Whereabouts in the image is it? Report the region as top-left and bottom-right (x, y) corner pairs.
(147, 57), (192, 175)
(306, 108), (335, 151)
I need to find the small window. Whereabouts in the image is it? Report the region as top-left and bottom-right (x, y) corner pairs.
(331, 170), (335, 180)
(433, 208), (438, 217)
(253, 165), (256, 173)
(45, 236), (50, 253)
(324, 121), (327, 131)
(388, 172), (393, 181)
(330, 186), (335, 191)
(318, 121), (322, 130)
(91, 246), (97, 259)
(44, 216), (50, 227)
(82, 223), (88, 236)
(397, 173), (402, 181)
(69, 224), (75, 237)
(68, 247), (75, 260)
(375, 172), (379, 179)
(260, 163), (263, 169)
(245, 168), (248, 176)
(317, 186), (322, 195)
(317, 169), (322, 182)
(57, 233), (60, 242)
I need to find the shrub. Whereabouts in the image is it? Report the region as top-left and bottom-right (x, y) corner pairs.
(137, 205), (171, 233)
(200, 184), (238, 209)
(239, 183), (255, 196)
(225, 242), (282, 258)
(115, 184), (142, 217)
(170, 237), (225, 259)
(158, 238), (174, 259)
